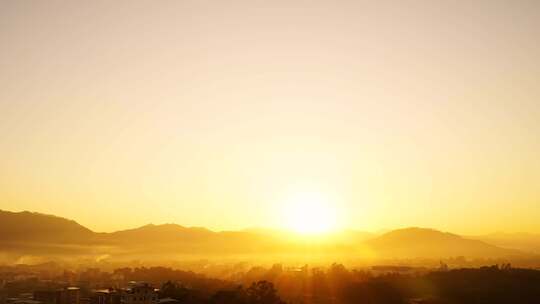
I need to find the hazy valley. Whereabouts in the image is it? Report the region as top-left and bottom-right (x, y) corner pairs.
(1, 210), (536, 269)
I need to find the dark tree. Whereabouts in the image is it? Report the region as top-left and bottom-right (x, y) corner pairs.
(341, 281), (405, 304)
(211, 287), (246, 304)
(246, 281), (285, 304)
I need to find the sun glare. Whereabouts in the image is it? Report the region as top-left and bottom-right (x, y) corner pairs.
(283, 192), (338, 235)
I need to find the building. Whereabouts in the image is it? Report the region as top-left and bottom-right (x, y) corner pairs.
(33, 290), (57, 304)
(90, 289), (120, 304)
(34, 287), (80, 304)
(59, 288), (80, 304)
(120, 283), (158, 304)
(6, 299), (42, 304)
(157, 299), (179, 304)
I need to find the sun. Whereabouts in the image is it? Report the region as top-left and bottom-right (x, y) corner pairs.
(283, 191), (338, 235)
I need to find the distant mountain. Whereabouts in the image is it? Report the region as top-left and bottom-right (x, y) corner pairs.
(471, 232), (540, 254)
(102, 223), (278, 254)
(105, 223), (215, 243)
(0, 210), (102, 256)
(0, 210), (527, 261)
(0, 210), (95, 244)
(364, 227), (522, 259)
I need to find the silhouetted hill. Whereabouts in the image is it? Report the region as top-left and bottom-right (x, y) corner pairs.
(106, 223), (215, 243)
(0, 210), (95, 244)
(364, 227), (522, 258)
(0, 210), (527, 261)
(102, 224), (272, 254)
(471, 232), (540, 253)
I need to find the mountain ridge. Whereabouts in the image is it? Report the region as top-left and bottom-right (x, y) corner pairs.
(365, 227), (523, 258)
(0, 209), (529, 260)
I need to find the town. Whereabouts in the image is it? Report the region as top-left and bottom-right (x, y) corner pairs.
(2, 268), (173, 304)
(2, 262), (540, 304)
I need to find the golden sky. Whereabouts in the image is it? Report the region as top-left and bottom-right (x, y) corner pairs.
(1, 0), (539, 234)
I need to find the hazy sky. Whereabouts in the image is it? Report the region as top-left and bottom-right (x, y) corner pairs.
(1, 0), (539, 234)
